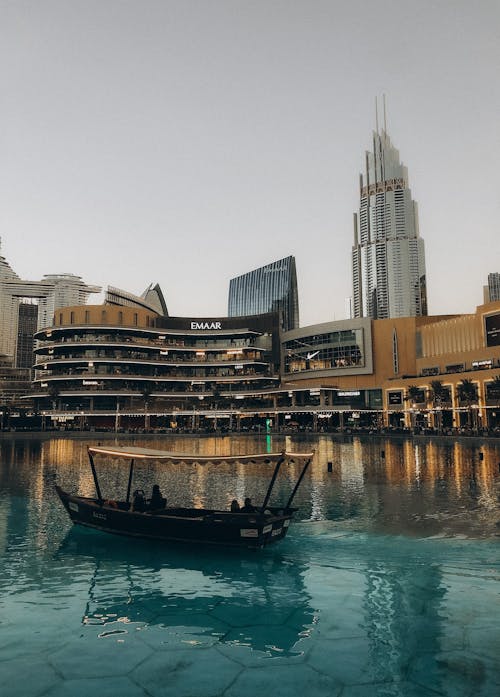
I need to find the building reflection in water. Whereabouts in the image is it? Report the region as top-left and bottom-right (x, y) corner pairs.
(0, 434), (498, 538)
(361, 556), (445, 692)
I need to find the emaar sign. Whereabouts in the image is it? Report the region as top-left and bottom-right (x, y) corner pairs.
(190, 321), (222, 330)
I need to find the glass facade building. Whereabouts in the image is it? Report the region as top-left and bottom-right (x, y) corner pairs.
(486, 273), (500, 303)
(228, 256), (299, 331)
(16, 302), (38, 371)
(282, 318), (373, 378)
(352, 125), (427, 319)
(284, 328), (364, 374)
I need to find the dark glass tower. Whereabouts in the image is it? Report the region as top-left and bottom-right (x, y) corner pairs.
(16, 302), (38, 370)
(228, 256), (299, 331)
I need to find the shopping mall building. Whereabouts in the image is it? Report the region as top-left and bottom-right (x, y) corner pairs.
(28, 300), (500, 432)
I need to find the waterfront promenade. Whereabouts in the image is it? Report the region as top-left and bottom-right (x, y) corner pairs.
(1, 425), (500, 444)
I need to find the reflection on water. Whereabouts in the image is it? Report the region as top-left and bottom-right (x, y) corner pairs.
(0, 435), (499, 696)
(0, 434), (499, 538)
(58, 530), (315, 656)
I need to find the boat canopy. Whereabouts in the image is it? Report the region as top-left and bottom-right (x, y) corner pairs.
(87, 445), (313, 465)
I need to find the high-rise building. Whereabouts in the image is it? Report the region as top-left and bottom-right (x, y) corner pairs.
(352, 109), (427, 319)
(0, 239), (100, 365)
(38, 273), (102, 328)
(16, 302), (38, 370)
(228, 256), (299, 331)
(484, 273), (500, 303)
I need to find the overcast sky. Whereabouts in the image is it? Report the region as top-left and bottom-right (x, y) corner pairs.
(1, 0), (499, 325)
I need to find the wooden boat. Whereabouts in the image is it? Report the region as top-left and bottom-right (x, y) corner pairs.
(55, 445), (314, 549)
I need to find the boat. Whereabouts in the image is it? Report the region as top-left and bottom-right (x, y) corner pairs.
(55, 445), (314, 548)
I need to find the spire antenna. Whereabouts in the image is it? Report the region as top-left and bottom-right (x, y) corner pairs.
(375, 96), (379, 134)
(383, 94), (387, 133)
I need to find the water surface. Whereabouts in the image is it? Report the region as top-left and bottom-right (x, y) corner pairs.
(0, 435), (499, 696)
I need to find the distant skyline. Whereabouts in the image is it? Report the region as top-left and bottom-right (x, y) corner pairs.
(1, 1), (499, 326)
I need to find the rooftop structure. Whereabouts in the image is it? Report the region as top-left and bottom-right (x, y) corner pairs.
(105, 283), (168, 315)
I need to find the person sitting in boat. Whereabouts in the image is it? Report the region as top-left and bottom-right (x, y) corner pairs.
(241, 497), (257, 513)
(149, 484), (166, 510)
(230, 499), (240, 512)
(132, 489), (147, 512)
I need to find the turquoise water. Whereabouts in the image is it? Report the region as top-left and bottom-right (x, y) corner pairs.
(0, 435), (499, 696)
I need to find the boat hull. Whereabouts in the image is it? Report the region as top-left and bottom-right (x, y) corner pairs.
(55, 486), (293, 548)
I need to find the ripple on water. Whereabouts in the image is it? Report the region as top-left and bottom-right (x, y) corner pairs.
(1, 435), (499, 696)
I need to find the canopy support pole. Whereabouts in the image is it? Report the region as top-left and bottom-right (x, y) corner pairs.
(88, 451), (103, 503)
(260, 453), (286, 511)
(285, 455), (313, 510)
(126, 459), (135, 504)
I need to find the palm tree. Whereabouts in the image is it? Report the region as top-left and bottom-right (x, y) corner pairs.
(456, 378), (478, 431)
(405, 385), (422, 403)
(429, 380), (449, 433)
(405, 385), (422, 431)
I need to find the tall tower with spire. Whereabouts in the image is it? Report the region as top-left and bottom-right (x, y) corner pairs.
(352, 100), (427, 319)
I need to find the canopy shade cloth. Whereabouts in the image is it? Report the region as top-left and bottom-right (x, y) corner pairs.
(88, 445), (314, 465)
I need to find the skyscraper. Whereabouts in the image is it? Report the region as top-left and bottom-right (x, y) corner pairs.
(484, 273), (500, 303)
(352, 107), (427, 319)
(16, 302), (38, 370)
(228, 256), (299, 331)
(0, 239), (100, 364)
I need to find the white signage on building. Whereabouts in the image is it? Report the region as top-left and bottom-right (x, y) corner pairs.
(190, 322), (222, 330)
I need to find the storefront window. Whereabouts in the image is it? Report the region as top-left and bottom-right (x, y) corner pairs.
(283, 329), (364, 374)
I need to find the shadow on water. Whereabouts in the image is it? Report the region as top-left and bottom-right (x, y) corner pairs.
(55, 527), (317, 656)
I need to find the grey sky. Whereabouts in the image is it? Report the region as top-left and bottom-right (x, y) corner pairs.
(1, 0), (499, 325)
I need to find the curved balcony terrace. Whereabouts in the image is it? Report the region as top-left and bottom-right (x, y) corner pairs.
(34, 364), (274, 380)
(35, 339), (263, 355)
(28, 380), (282, 403)
(36, 325), (262, 344)
(33, 373), (279, 389)
(34, 355), (267, 370)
